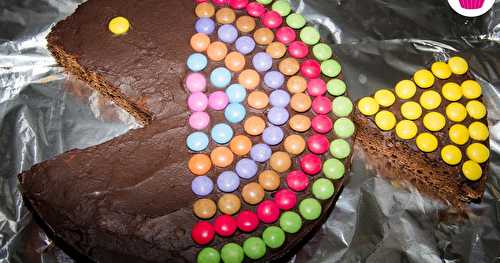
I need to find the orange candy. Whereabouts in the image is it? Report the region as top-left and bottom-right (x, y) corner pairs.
(290, 93), (312, 112)
(254, 28), (274, 45)
(188, 154), (212, 176)
(229, 135), (252, 156)
(270, 151), (292, 173)
(287, 76), (307, 93)
(279, 58), (300, 76)
(210, 146), (234, 168)
(238, 69), (261, 90)
(193, 198), (217, 219)
(247, 90), (269, 109)
(218, 194), (241, 215)
(284, 134), (306, 155)
(289, 115), (311, 132)
(242, 182), (265, 205)
(195, 2), (215, 18)
(225, 51), (246, 72)
(244, 116), (266, 136)
(266, 42), (287, 59)
(190, 33), (211, 52)
(258, 170), (281, 191)
(236, 16), (256, 33)
(216, 8), (236, 24)
(207, 41), (228, 61)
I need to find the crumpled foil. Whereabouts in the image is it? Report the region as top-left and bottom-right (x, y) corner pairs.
(0, 0), (498, 262)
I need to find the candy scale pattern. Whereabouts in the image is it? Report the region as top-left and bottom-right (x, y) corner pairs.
(185, 0), (355, 262)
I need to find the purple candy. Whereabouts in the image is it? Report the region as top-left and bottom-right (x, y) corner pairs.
(217, 171), (240, 192)
(250, 144), (272, 163)
(264, 71), (285, 89)
(252, 52), (273, 72)
(267, 107), (289, 126)
(218, 24), (238, 43)
(262, 126), (284, 145)
(269, 90), (291, 107)
(195, 18), (215, 34)
(235, 158), (258, 179)
(191, 176), (214, 196)
(235, 36), (255, 55)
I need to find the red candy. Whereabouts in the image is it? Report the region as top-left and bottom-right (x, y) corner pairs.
(214, 215), (237, 237)
(300, 153), (322, 175)
(257, 200), (280, 223)
(229, 0), (248, 9)
(191, 221), (215, 245)
(307, 78), (327, 96)
(307, 134), (330, 154)
(275, 27), (296, 45)
(261, 11), (283, 29)
(312, 96), (332, 114)
(301, 59), (321, 79)
(311, 114), (333, 133)
(246, 2), (266, 17)
(236, 210), (259, 232)
(286, 170), (309, 191)
(288, 41), (309, 59)
(212, 0), (228, 6)
(195, 0), (209, 3)
(274, 189), (297, 210)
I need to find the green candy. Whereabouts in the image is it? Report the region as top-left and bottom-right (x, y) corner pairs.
(299, 198), (322, 220)
(332, 96), (353, 117)
(329, 139), (351, 159)
(197, 247), (220, 263)
(312, 43), (332, 61)
(257, 0), (273, 4)
(321, 59), (341, 77)
(334, 117), (355, 138)
(279, 211), (302, 234)
(312, 178), (335, 200)
(286, 13), (306, 29)
(262, 226), (285, 249)
(221, 243), (244, 263)
(323, 158), (345, 180)
(300, 26), (320, 45)
(272, 0), (291, 16)
(243, 237), (266, 260)
(327, 79), (346, 96)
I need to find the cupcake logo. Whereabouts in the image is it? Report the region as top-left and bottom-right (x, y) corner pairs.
(448, 0), (494, 17)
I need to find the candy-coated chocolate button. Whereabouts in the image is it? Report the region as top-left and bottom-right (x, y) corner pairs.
(247, 2), (266, 17)
(188, 92), (208, 112)
(197, 247), (220, 263)
(272, 0), (292, 16)
(242, 182), (265, 205)
(414, 69), (435, 88)
(289, 114), (311, 132)
(235, 158), (258, 179)
(374, 89), (396, 107)
(279, 211), (302, 233)
(218, 24), (238, 44)
(257, 200), (280, 223)
(312, 178), (334, 200)
(257, 0), (272, 4)
(441, 145), (462, 165)
(423, 112), (446, 131)
(236, 15), (256, 33)
(462, 160), (482, 181)
(284, 134), (306, 155)
(261, 11), (283, 29)
(187, 131), (209, 151)
(235, 36), (256, 55)
(448, 56), (468, 75)
(469, 122), (489, 141)
(238, 69), (260, 90)
(431, 61), (452, 79)
(207, 41), (228, 61)
(375, 110), (397, 131)
(243, 237), (266, 260)
(299, 198), (322, 220)
(214, 214), (237, 237)
(230, 135), (252, 156)
(419, 90), (442, 110)
(186, 72), (207, 93)
(247, 90), (269, 109)
(300, 26), (320, 45)
(449, 124), (469, 145)
(263, 122), (285, 143)
(327, 79), (346, 96)
(307, 134), (329, 154)
(226, 84), (246, 103)
(286, 13), (306, 29)
(270, 151), (292, 173)
(212, 0), (227, 6)
(279, 58), (300, 76)
(313, 43), (332, 61)
(258, 170), (280, 191)
(217, 171), (240, 193)
(244, 116), (266, 135)
(323, 158), (345, 180)
(416, 133), (438, 152)
(192, 176), (214, 196)
(286, 170), (309, 191)
(229, 0), (249, 9)
(288, 41), (309, 59)
(357, 97), (379, 116)
(332, 96), (353, 117)
(193, 198), (217, 219)
(225, 103), (246, 123)
(395, 80), (417, 99)
(253, 27), (275, 45)
(312, 96), (331, 114)
(195, 18), (215, 34)
(446, 102), (467, 122)
(189, 111), (210, 130)
(225, 51), (246, 72)
(466, 143), (490, 163)
(334, 117), (355, 138)
(195, 2), (215, 17)
(253, 52), (273, 72)
(187, 53), (208, 72)
(221, 243), (244, 263)
(300, 153), (322, 175)
(287, 76), (307, 93)
(274, 189), (297, 210)
(216, 7), (236, 24)
(218, 194), (241, 215)
(108, 16), (130, 35)
(266, 42), (287, 59)
(311, 115), (333, 134)
(192, 221), (215, 245)
(461, 80), (482, 99)
(211, 123), (233, 144)
(395, 120), (418, 140)
(189, 154), (212, 176)
(250, 144), (272, 163)
(307, 78), (326, 97)
(211, 146), (234, 168)
(329, 139), (351, 159)
(262, 226), (285, 249)
(190, 33), (211, 52)
(290, 93), (312, 112)
(466, 100), (486, 119)
(400, 101), (422, 120)
(237, 210), (259, 232)
(441, 82), (462, 101)
(321, 59), (341, 78)
(301, 59), (321, 78)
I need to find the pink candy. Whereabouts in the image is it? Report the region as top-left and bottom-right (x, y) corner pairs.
(274, 189), (297, 210)
(288, 41), (309, 59)
(286, 170), (309, 192)
(312, 96), (332, 115)
(229, 0), (248, 9)
(246, 2), (266, 17)
(275, 27), (296, 45)
(208, 91), (229, 110)
(301, 59), (321, 79)
(307, 78), (326, 96)
(212, 0), (228, 6)
(311, 114), (332, 134)
(189, 111), (210, 130)
(261, 11), (283, 29)
(188, 92), (208, 112)
(186, 73), (206, 93)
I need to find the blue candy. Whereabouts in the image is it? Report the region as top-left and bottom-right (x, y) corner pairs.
(210, 67), (232, 88)
(235, 36), (255, 55)
(269, 90), (291, 107)
(267, 107), (289, 126)
(250, 144), (272, 163)
(218, 24), (238, 44)
(187, 53), (208, 72)
(235, 158), (258, 179)
(224, 103), (246, 123)
(217, 171), (240, 192)
(262, 126), (284, 146)
(195, 18), (215, 34)
(186, 131), (209, 152)
(252, 52), (273, 72)
(226, 84), (247, 103)
(211, 123), (234, 144)
(264, 71), (285, 89)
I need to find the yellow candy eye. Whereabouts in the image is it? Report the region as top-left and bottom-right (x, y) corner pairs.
(374, 89), (396, 107)
(358, 97), (379, 116)
(108, 16), (130, 35)
(461, 80), (482, 99)
(395, 120), (418, 140)
(400, 101), (422, 120)
(448, 56), (468, 75)
(395, 80), (416, 99)
(419, 90), (442, 110)
(466, 100), (486, 119)
(423, 112), (446, 131)
(431, 62), (452, 79)
(466, 143), (490, 163)
(416, 133), (438, 152)
(441, 145), (462, 165)
(414, 69), (435, 88)
(449, 124), (469, 145)
(462, 160), (482, 181)
(441, 82), (462, 101)
(469, 121), (489, 141)
(445, 102), (467, 122)
(374, 110), (397, 131)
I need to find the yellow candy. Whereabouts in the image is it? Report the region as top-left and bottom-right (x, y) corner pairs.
(441, 82), (462, 101)
(448, 56), (468, 75)
(400, 101), (422, 120)
(466, 100), (486, 119)
(358, 97), (379, 116)
(461, 80), (482, 99)
(449, 124), (469, 145)
(441, 145), (462, 165)
(431, 61), (452, 79)
(462, 160), (482, 181)
(466, 143), (490, 163)
(416, 133), (438, 152)
(374, 110), (397, 131)
(469, 121), (489, 141)
(108, 16), (130, 35)
(374, 89), (396, 107)
(395, 120), (418, 140)
(419, 90), (441, 110)
(414, 69), (435, 88)
(423, 112), (446, 131)
(445, 102), (467, 122)
(395, 80), (416, 99)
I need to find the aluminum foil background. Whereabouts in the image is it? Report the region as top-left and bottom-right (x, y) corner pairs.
(0, 0), (498, 262)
